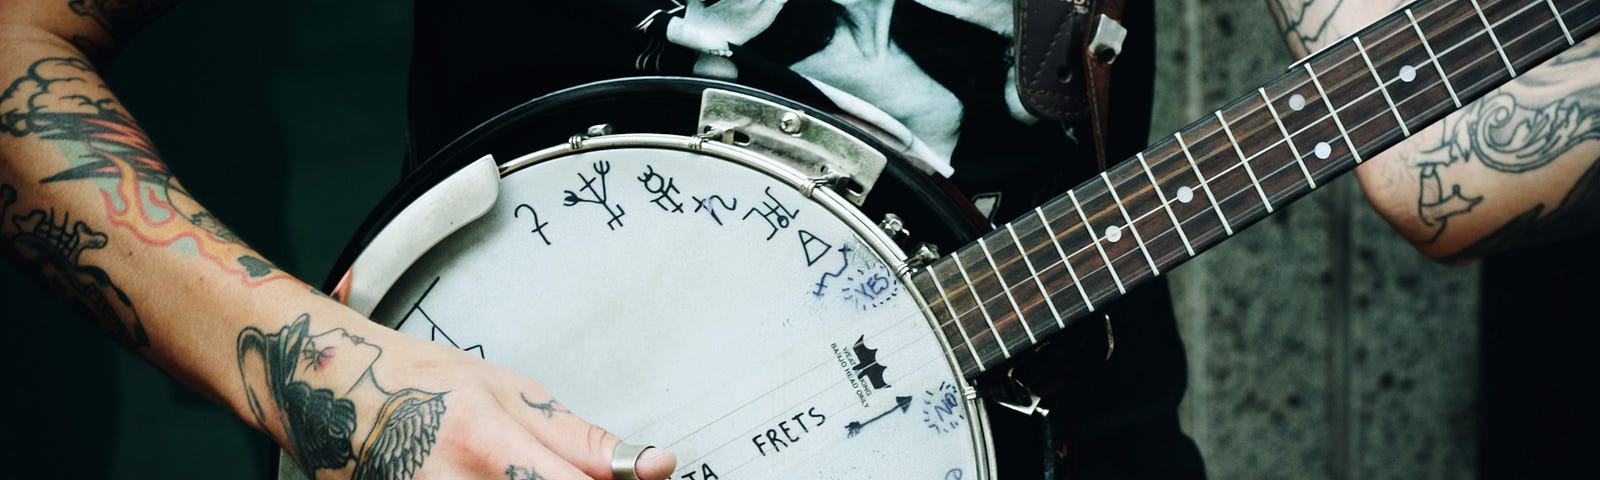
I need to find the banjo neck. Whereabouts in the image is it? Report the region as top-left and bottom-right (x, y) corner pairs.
(909, 0), (1599, 379)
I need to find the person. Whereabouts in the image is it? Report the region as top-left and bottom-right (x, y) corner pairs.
(1, 1), (1594, 480)
(1, 2), (678, 479)
(238, 315), (449, 480)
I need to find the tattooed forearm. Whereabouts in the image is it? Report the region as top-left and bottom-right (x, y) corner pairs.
(67, 0), (183, 43)
(0, 57), (290, 286)
(0, 183), (148, 349)
(505, 464), (547, 480)
(238, 314), (448, 480)
(520, 393), (571, 419)
(1267, 0), (1347, 54)
(1438, 159), (1600, 263)
(1406, 42), (1600, 260)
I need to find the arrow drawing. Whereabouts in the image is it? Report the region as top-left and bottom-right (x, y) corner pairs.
(844, 396), (912, 438)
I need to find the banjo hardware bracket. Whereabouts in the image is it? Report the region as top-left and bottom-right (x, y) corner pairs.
(877, 213), (911, 240)
(898, 242), (940, 277)
(698, 89), (888, 206)
(989, 365), (1051, 418)
(568, 124), (615, 150)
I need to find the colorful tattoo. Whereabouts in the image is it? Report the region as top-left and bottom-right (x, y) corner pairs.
(238, 314), (448, 480)
(0, 57), (291, 285)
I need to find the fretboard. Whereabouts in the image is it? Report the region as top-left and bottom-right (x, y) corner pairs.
(911, 0), (1600, 378)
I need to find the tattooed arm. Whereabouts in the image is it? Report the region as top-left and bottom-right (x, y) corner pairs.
(1268, 0), (1600, 262)
(0, 2), (674, 479)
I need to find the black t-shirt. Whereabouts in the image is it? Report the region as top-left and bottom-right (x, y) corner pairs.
(408, 1), (1201, 477)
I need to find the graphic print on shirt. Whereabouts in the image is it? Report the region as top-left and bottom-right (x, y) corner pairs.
(632, 0), (1023, 173)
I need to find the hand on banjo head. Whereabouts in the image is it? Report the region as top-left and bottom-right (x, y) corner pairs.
(235, 313), (678, 480)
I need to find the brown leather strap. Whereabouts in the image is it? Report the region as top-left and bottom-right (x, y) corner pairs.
(1015, 0), (1127, 170)
(1015, 0), (1092, 123)
(1083, 0), (1126, 170)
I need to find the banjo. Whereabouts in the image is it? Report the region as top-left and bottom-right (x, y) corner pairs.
(278, 0), (1596, 477)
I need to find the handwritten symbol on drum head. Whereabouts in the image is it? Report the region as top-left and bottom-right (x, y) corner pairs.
(692, 194), (738, 225)
(562, 161), (626, 230)
(637, 165), (686, 213)
(743, 186), (798, 240)
(923, 381), (965, 434)
(810, 244), (852, 297)
(403, 277), (486, 359)
(512, 204), (552, 245)
(946, 468), (964, 480)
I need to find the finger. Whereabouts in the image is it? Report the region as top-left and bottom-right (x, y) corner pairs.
(448, 419), (593, 480)
(605, 442), (676, 480)
(508, 390), (676, 480)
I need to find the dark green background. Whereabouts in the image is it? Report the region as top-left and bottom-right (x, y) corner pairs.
(3, 1), (411, 477)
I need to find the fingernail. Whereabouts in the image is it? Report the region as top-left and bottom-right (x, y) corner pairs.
(637, 447), (677, 479)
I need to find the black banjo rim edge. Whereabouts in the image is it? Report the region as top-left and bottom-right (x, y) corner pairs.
(320, 76), (985, 293)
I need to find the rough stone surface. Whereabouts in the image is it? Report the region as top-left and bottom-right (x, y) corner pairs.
(1349, 204), (1478, 480)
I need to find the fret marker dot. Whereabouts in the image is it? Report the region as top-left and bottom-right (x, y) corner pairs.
(1289, 94), (1307, 111)
(1176, 186), (1195, 203)
(1314, 142), (1333, 159)
(1399, 65), (1417, 83)
(1104, 225), (1123, 243)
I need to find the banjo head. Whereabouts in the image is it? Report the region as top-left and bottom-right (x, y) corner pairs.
(293, 79), (996, 479)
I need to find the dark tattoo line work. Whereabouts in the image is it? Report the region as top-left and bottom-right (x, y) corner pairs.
(0, 57), (290, 286)
(1416, 85), (1600, 253)
(238, 314), (448, 480)
(520, 393), (571, 419)
(1, 183), (148, 349)
(1269, 0), (1345, 54)
(505, 464), (547, 480)
(1439, 159), (1600, 263)
(67, 0), (183, 43)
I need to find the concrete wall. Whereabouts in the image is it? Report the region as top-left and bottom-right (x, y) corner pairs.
(1151, 1), (1479, 479)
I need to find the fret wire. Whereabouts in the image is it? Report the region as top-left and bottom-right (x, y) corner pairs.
(977, 238), (1037, 344)
(1173, 0), (1519, 182)
(1214, 110), (1275, 212)
(1036, 207), (1096, 312)
(1407, 8), (1463, 108)
(1136, 152), (1196, 256)
(951, 251), (1010, 359)
(1257, 88), (1318, 188)
(1469, 0), (1519, 77)
(926, 268), (984, 367)
(1304, 63), (1365, 164)
(1089, 1), (1531, 250)
(934, 6), (1577, 336)
(1457, 12), (1594, 101)
(1007, 223), (1066, 329)
(1546, 0), (1575, 45)
(1101, 171), (1162, 275)
(1030, 15), (1529, 289)
(1174, 132), (1235, 235)
(1068, 190), (1126, 294)
(931, 9), (1582, 376)
(1353, 37), (1413, 136)
(1186, 0), (1501, 176)
(1074, 22), (1542, 306)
